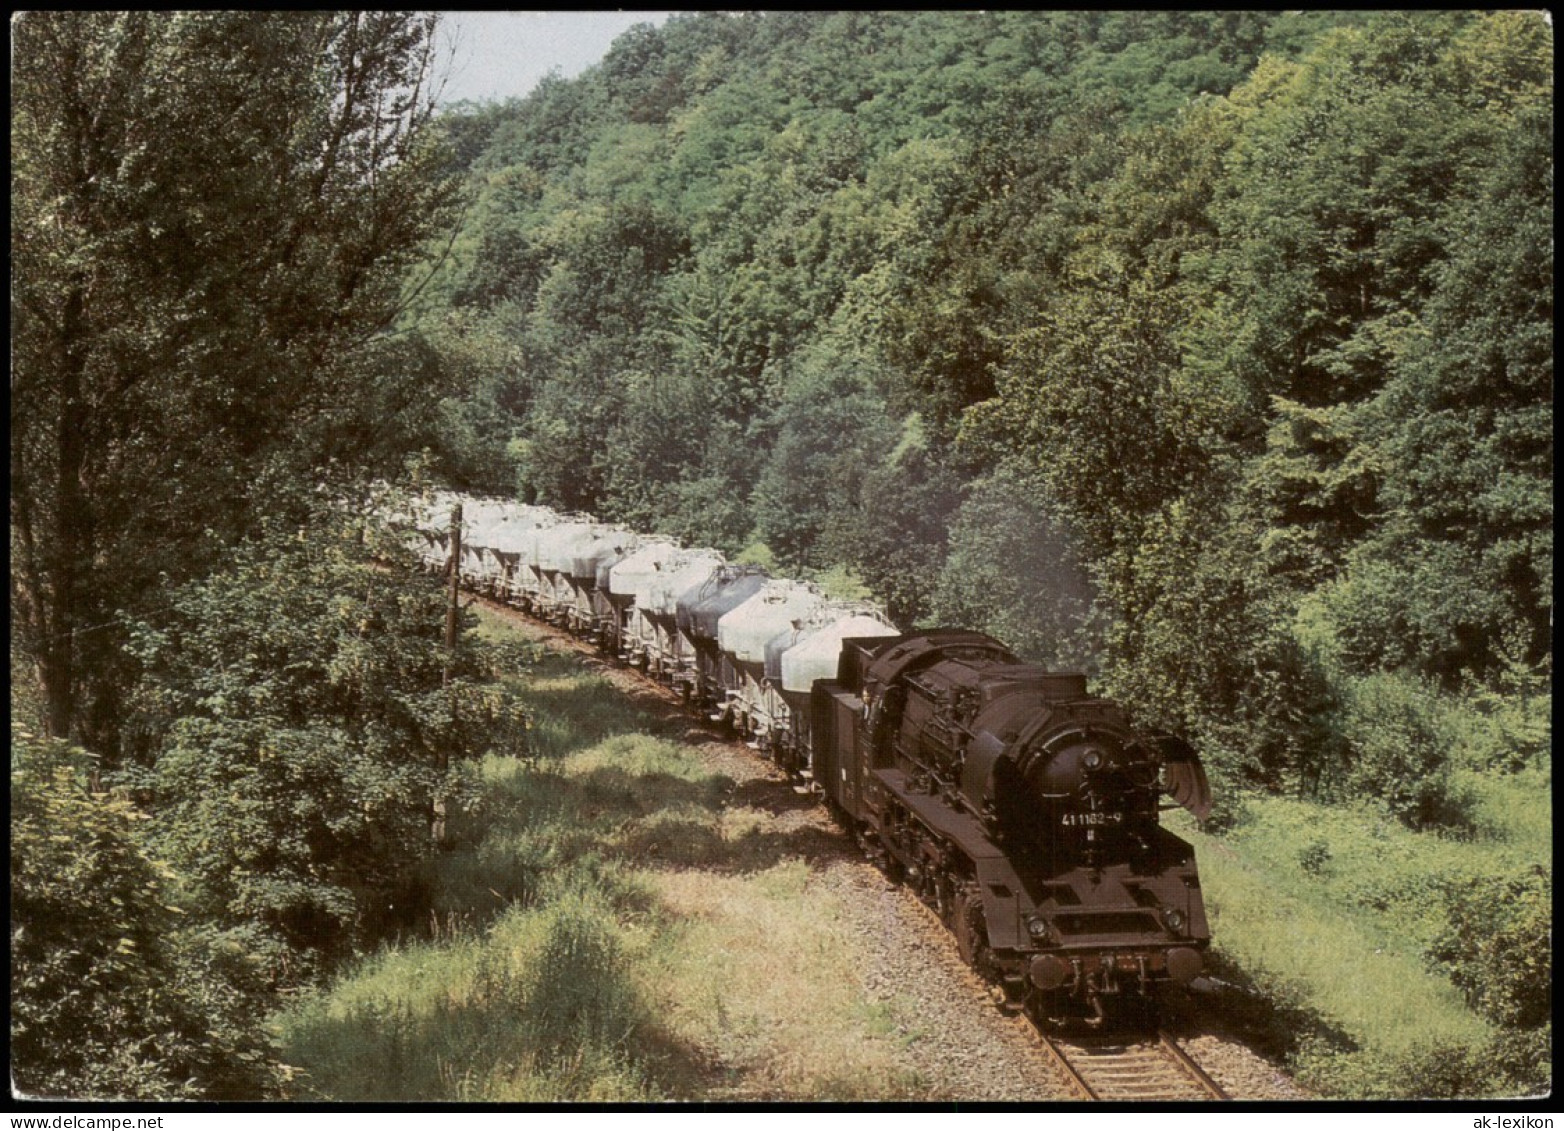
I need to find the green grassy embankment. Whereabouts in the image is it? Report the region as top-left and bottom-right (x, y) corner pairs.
(275, 607), (929, 1102)
(1165, 754), (1550, 1098)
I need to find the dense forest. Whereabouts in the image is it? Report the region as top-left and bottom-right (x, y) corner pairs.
(10, 10), (1551, 1101)
(417, 9), (1551, 814)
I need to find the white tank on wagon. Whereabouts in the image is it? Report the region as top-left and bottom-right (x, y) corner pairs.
(637, 548), (725, 682)
(530, 518), (604, 621)
(534, 519), (601, 575)
(777, 611), (899, 695)
(645, 549), (726, 617)
(558, 524), (640, 634)
(718, 579), (829, 664)
(607, 539), (682, 605)
(509, 513), (572, 610)
(715, 579), (830, 749)
(676, 565), (772, 713)
(457, 503), (547, 594)
(595, 539), (639, 592)
(479, 506), (555, 602)
(412, 490), (467, 572)
(768, 609), (899, 778)
(458, 504), (516, 586)
(607, 538), (681, 665)
(579, 531), (645, 642)
(409, 501), (450, 571)
(459, 509), (510, 588)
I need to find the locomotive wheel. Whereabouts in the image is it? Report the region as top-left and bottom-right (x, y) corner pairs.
(953, 890), (988, 971)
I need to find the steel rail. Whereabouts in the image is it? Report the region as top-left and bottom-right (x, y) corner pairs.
(1037, 1032), (1099, 1100)
(1035, 1029), (1229, 1102)
(1157, 1030), (1229, 1100)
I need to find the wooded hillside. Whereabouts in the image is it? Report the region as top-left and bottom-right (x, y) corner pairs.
(415, 10), (1551, 810)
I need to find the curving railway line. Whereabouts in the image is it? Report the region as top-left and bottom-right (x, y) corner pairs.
(415, 489), (1218, 1029)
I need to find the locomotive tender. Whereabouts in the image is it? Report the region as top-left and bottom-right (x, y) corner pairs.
(407, 491), (1213, 1026)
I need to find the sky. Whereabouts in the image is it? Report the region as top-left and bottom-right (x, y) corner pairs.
(435, 11), (675, 106)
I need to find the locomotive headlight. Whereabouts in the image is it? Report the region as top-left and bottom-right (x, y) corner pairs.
(1083, 748), (1103, 770)
(1027, 916), (1050, 940)
(1162, 908), (1187, 935)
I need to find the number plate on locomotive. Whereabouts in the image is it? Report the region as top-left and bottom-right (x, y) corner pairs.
(1060, 811), (1124, 827)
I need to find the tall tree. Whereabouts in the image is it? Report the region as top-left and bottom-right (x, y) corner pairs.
(11, 13), (460, 745)
(1332, 97), (1553, 678)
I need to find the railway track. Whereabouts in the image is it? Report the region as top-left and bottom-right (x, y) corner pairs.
(1038, 1029), (1228, 1101)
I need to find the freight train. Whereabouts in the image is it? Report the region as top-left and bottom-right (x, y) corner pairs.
(400, 490), (1212, 1027)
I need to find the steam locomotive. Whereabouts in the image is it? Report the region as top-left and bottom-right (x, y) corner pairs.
(403, 491), (1212, 1026)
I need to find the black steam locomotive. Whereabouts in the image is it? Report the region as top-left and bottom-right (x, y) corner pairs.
(412, 494), (1214, 1027)
(811, 629), (1211, 1026)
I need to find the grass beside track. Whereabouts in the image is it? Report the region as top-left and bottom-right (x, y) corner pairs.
(1166, 764), (1550, 1099)
(276, 606), (929, 1102)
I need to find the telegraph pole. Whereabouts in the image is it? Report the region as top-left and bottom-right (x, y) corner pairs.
(435, 502), (461, 843)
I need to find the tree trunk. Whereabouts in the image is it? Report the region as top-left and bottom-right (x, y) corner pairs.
(40, 285), (92, 739)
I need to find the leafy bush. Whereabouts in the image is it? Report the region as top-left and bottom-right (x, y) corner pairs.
(1336, 671), (1473, 829)
(1483, 1027), (1552, 1098)
(122, 499), (524, 971)
(1429, 866), (1551, 1031)
(1458, 642), (1552, 773)
(11, 728), (283, 1100)
(1297, 838), (1332, 876)
(523, 891), (644, 1063)
(1195, 777), (1253, 835)
(1306, 1029), (1550, 1101)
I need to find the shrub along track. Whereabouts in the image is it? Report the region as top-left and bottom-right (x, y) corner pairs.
(477, 595), (1310, 1102)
